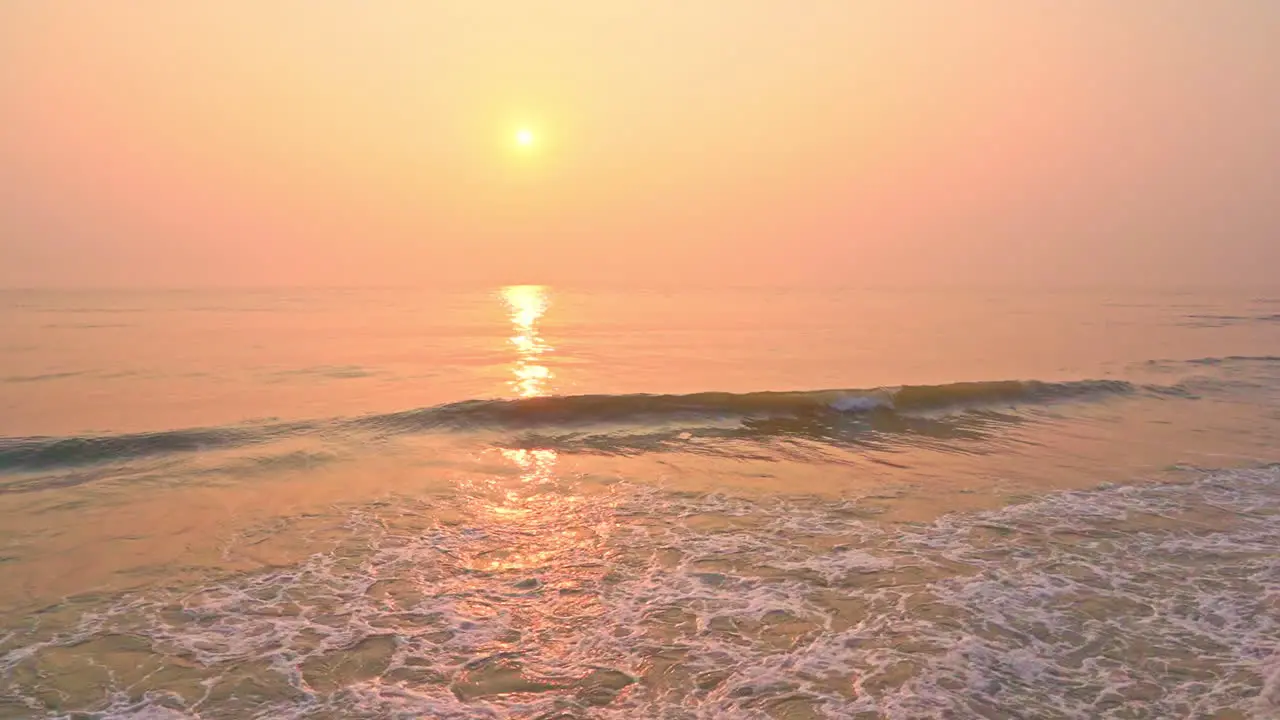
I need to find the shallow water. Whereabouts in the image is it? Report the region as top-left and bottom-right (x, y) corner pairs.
(1, 286), (1278, 718)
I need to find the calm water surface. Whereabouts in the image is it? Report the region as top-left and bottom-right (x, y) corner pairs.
(1, 286), (1278, 718)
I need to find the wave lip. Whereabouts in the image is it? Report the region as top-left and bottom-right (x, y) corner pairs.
(364, 379), (1138, 433)
(888, 379), (1133, 411)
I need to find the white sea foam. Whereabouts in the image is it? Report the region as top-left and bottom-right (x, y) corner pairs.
(828, 394), (890, 413)
(2, 467), (1278, 718)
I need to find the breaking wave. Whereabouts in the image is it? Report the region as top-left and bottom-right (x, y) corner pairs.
(0, 379), (1142, 472)
(365, 379), (1137, 433)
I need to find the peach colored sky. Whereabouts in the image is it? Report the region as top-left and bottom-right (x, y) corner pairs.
(2, 2), (1278, 288)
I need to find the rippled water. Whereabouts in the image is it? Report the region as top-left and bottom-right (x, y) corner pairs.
(1, 286), (1278, 718)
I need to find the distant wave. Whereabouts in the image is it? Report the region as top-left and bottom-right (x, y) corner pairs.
(1180, 313), (1280, 327)
(1186, 355), (1280, 365)
(0, 379), (1141, 472)
(2, 371), (88, 383)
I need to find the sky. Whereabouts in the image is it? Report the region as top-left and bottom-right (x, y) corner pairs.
(2, 1), (1278, 289)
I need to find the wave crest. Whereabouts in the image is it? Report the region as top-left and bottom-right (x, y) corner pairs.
(1, 379), (1137, 472)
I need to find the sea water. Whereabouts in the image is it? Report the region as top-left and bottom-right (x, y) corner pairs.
(0, 285), (1277, 718)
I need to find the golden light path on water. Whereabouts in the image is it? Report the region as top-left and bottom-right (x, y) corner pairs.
(502, 285), (554, 398)
(442, 287), (620, 695)
(487, 286), (573, 570)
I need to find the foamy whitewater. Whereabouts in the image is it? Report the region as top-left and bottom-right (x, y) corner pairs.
(1, 286), (1278, 718)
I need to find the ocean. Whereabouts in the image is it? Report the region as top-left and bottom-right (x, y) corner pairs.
(0, 285), (1277, 719)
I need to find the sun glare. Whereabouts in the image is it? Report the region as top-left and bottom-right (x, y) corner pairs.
(515, 127), (536, 149)
(501, 285), (553, 397)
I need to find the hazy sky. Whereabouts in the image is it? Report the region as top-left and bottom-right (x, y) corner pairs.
(2, 2), (1278, 288)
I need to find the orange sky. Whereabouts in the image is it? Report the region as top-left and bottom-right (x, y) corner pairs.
(2, 2), (1278, 288)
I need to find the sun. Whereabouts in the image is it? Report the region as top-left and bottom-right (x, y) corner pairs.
(514, 127), (536, 149)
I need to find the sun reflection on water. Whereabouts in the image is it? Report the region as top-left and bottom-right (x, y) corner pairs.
(401, 286), (629, 697)
(467, 286), (601, 577)
(501, 285), (554, 398)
